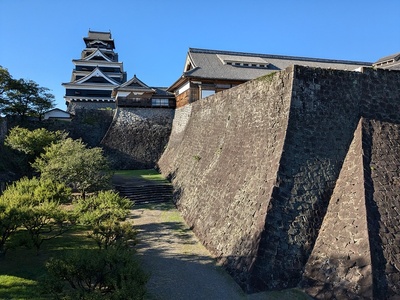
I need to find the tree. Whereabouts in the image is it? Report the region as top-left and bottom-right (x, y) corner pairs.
(32, 138), (112, 197)
(75, 191), (135, 249)
(44, 248), (148, 299)
(43, 191), (145, 299)
(5, 126), (67, 159)
(0, 73), (55, 119)
(20, 198), (72, 254)
(0, 177), (72, 255)
(0, 66), (12, 98)
(4, 127), (67, 176)
(0, 196), (22, 257)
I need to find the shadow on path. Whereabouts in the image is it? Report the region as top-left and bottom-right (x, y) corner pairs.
(130, 203), (310, 300)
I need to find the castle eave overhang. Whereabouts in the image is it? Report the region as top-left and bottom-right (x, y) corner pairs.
(62, 83), (117, 90)
(64, 96), (115, 102)
(72, 60), (123, 67)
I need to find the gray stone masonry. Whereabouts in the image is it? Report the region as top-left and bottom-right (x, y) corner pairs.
(158, 65), (400, 298)
(101, 107), (174, 169)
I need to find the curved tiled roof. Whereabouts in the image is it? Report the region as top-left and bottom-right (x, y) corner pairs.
(168, 48), (372, 91)
(183, 48), (372, 81)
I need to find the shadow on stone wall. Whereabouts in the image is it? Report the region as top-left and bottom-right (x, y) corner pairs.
(301, 254), (373, 299)
(101, 108), (174, 170)
(158, 66), (400, 297)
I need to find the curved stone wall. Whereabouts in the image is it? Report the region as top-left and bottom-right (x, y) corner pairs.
(158, 65), (400, 297)
(101, 107), (174, 169)
(158, 69), (294, 289)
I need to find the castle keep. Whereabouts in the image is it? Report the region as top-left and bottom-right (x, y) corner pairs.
(62, 30), (174, 114)
(158, 65), (400, 299)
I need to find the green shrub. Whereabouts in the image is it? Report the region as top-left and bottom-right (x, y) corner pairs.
(32, 138), (112, 196)
(0, 177), (72, 254)
(0, 198), (22, 257)
(75, 190), (135, 249)
(43, 248), (148, 299)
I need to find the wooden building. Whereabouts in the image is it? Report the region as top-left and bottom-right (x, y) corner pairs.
(112, 75), (175, 108)
(168, 48), (372, 108)
(43, 108), (72, 120)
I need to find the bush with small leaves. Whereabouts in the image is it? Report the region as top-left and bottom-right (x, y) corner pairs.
(75, 190), (135, 249)
(43, 248), (148, 300)
(33, 138), (112, 197)
(0, 197), (22, 257)
(5, 126), (67, 158)
(0, 177), (72, 254)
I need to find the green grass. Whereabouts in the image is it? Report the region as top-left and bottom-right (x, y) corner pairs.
(0, 226), (96, 299)
(114, 169), (169, 184)
(0, 276), (39, 300)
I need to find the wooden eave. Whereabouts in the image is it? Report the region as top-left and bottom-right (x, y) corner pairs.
(72, 60), (123, 68)
(167, 75), (190, 92)
(83, 49), (113, 62)
(167, 73), (246, 93)
(76, 68), (120, 85)
(62, 82), (117, 90)
(83, 37), (115, 49)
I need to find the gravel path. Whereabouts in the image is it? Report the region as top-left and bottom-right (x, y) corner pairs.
(115, 173), (309, 300)
(130, 203), (246, 300)
(130, 203), (308, 300)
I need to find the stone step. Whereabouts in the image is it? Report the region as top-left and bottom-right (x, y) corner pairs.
(114, 184), (173, 205)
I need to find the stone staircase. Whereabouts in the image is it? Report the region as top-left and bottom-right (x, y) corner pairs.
(114, 183), (173, 205)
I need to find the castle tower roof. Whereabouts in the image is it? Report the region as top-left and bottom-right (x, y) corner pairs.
(83, 30), (115, 49)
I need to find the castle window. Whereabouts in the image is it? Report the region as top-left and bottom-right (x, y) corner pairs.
(201, 90), (215, 99)
(185, 63), (193, 71)
(217, 54), (269, 68)
(152, 99), (169, 107)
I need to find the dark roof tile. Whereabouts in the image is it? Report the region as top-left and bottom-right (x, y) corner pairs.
(184, 48), (372, 81)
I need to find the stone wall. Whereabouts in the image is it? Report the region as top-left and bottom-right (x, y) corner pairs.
(101, 107), (174, 169)
(301, 119), (373, 299)
(159, 69), (294, 288)
(158, 65), (400, 297)
(66, 109), (114, 147)
(67, 101), (115, 115)
(0, 110), (114, 148)
(364, 120), (400, 299)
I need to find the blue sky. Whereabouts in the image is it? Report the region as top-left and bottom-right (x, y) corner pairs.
(1, 0), (399, 109)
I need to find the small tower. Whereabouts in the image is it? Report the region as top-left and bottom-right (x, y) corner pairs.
(62, 30), (127, 113)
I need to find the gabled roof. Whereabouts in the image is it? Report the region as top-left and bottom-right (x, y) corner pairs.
(169, 48), (372, 90)
(44, 108), (73, 117)
(84, 49), (113, 62)
(152, 87), (175, 98)
(112, 75), (155, 97)
(73, 67), (121, 85)
(45, 108), (70, 114)
(112, 76), (175, 99)
(114, 75), (155, 92)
